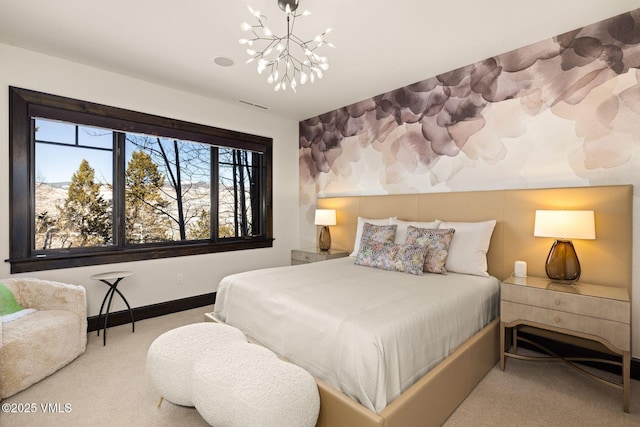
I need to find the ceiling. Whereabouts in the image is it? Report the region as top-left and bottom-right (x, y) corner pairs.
(1, 0), (638, 121)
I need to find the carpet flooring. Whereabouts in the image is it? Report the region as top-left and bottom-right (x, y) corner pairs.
(1, 307), (638, 426)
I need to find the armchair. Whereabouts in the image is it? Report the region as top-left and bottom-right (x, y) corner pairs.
(0, 277), (87, 399)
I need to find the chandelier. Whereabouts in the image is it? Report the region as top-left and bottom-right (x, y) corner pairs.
(239, 0), (334, 92)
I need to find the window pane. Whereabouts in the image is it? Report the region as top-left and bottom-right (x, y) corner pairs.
(219, 148), (261, 238)
(35, 118), (76, 145)
(34, 120), (113, 250)
(78, 125), (113, 149)
(125, 134), (212, 243)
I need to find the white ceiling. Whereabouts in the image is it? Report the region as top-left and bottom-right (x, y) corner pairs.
(1, 0), (638, 121)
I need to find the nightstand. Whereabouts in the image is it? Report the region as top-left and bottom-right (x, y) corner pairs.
(500, 275), (631, 412)
(291, 248), (349, 265)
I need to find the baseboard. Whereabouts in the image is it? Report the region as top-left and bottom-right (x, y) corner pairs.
(87, 292), (216, 332)
(518, 329), (640, 381)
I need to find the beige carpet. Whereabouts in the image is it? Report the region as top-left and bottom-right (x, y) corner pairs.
(1, 308), (638, 426)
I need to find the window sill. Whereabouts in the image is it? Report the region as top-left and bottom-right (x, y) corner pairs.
(6, 238), (275, 273)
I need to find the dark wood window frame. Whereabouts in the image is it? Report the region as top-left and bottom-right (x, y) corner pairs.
(7, 87), (273, 273)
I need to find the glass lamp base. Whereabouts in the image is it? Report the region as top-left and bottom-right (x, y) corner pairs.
(318, 226), (331, 251)
(545, 239), (581, 282)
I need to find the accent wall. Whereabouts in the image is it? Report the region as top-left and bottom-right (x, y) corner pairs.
(299, 9), (640, 355)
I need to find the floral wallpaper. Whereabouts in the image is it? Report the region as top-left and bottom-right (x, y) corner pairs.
(299, 8), (640, 206)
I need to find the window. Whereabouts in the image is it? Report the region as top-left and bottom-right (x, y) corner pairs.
(8, 87), (273, 273)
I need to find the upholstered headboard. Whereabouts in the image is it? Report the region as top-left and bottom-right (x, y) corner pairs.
(316, 185), (632, 290)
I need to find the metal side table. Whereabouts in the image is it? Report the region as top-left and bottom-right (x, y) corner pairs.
(91, 271), (135, 346)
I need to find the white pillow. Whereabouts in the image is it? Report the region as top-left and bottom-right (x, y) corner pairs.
(1, 308), (36, 323)
(436, 220), (497, 276)
(350, 217), (394, 256)
(390, 218), (440, 244)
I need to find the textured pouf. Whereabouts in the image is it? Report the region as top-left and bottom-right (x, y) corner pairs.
(146, 322), (246, 406)
(192, 341), (320, 427)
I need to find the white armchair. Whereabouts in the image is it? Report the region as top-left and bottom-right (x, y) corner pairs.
(0, 277), (87, 399)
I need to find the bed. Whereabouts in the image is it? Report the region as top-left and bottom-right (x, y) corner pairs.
(213, 257), (500, 413)
(212, 186), (632, 427)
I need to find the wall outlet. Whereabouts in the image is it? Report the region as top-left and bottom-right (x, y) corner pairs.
(176, 274), (183, 285)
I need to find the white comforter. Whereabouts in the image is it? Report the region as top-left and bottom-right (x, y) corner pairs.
(213, 257), (499, 413)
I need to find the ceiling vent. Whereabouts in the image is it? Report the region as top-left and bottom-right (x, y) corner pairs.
(239, 99), (269, 110)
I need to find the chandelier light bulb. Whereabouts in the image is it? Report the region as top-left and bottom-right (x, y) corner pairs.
(257, 59), (267, 74)
(239, 0), (334, 93)
(247, 5), (261, 18)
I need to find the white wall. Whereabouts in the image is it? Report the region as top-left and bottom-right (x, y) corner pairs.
(0, 43), (300, 316)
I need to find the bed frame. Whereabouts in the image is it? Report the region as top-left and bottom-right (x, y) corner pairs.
(311, 185), (632, 427)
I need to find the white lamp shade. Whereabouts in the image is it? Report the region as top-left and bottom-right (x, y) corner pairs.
(314, 209), (336, 226)
(534, 210), (596, 240)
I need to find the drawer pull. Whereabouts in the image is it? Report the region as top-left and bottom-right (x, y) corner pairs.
(555, 300), (561, 306)
(554, 316), (561, 323)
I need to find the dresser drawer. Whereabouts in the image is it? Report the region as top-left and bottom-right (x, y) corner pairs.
(501, 301), (630, 351)
(291, 251), (316, 263)
(501, 283), (629, 324)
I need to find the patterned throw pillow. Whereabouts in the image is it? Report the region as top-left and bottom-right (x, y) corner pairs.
(359, 222), (397, 246)
(405, 226), (456, 274)
(355, 242), (427, 275)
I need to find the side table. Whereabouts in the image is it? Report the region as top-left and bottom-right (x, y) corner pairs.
(500, 275), (631, 412)
(291, 248), (349, 265)
(91, 271), (135, 346)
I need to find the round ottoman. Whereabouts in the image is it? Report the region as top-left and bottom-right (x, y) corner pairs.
(146, 322), (246, 406)
(192, 341), (320, 427)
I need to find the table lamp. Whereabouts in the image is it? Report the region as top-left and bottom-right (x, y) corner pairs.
(533, 210), (596, 282)
(315, 209), (337, 251)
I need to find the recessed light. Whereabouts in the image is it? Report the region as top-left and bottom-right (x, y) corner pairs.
(213, 56), (235, 67)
